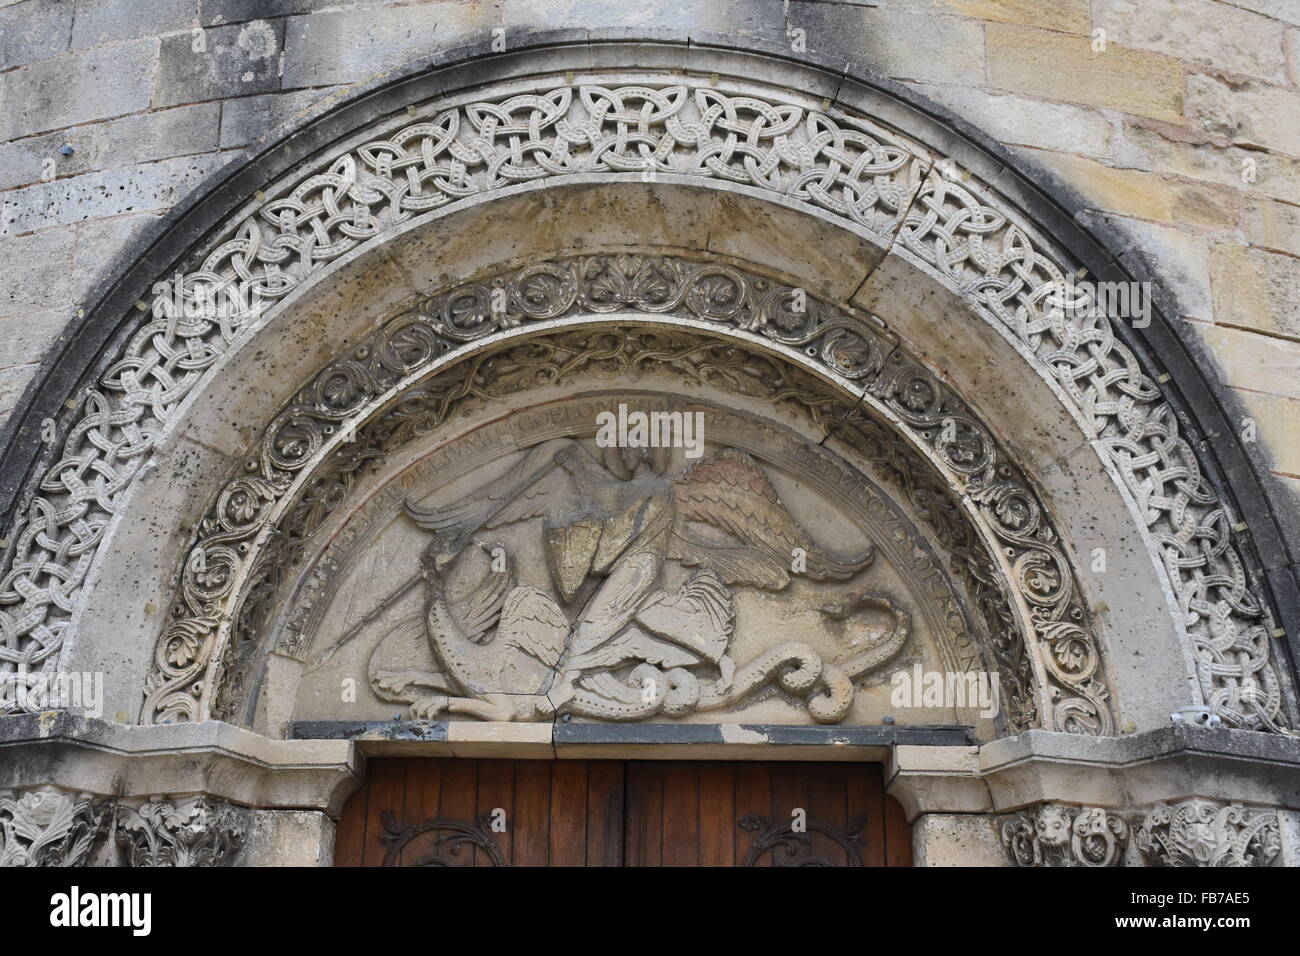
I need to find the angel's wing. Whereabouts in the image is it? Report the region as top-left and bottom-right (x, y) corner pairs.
(665, 532), (790, 590)
(669, 449), (872, 590)
(405, 439), (590, 533)
(485, 466), (582, 527)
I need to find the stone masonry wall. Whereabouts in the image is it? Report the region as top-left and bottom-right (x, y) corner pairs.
(0, 0), (1297, 512)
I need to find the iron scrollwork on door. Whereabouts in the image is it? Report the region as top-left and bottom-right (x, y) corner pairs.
(738, 813), (868, 866)
(380, 811), (506, 866)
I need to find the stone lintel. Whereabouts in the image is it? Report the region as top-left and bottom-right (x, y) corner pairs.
(887, 725), (1300, 823)
(8, 715), (1299, 831)
(0, 713), (360, 818)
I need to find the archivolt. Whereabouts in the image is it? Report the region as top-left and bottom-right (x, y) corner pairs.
(0, 53), (1283, 730)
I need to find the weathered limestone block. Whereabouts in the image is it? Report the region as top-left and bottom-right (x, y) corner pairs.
(282, 4), (497, 87)
(1094, 0), (1290, 83)
(71, 0), (196, 49)
(1187, 72), (1300, 156)
(242, 810), (336, 867)
(1210, 243), (1300, 340)
(156, 19), (285, 108)
(0, 105), (221, 194)
(783, 6), (987, 86)
(1031, 151), (1240, 229)
(986, 23), (1184, 122)
(1, 154), (234, 237)
(912, 813), (1008, 867)
(0, 39), (157, 141)
(0, 0), (73, 70)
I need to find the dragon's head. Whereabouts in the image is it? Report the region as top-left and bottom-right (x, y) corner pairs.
(420, 529), (470, 574)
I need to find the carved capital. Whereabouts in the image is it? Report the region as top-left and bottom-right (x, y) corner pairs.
(1134, 799), (1280, 868)
(999, 804), (1129, 867)
(0, 786), (109, 867)
(115, 796), (248, 867)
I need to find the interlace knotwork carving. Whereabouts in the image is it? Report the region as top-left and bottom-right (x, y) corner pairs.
(0, 76), (1278, 730)
(114, 796), (247, 867)
(0, 786), (108, 867)
(1134, 799), (1280, 867)
(999, 804), (1129, 867)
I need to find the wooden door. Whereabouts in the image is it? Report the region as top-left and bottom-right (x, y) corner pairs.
(336, 759), (911, 867)
(623, 761), (911, 866)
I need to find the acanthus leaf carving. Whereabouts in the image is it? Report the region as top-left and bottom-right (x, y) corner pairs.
(115, 796), (247, 867)
(0, 786), (109, 867)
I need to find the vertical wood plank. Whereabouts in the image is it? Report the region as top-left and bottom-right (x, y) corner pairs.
(437, 758), (479, 867)
(732, 762), (772, 867)
(661, 762), (701, 867)
(848, 762), (885, 867)
(806, 762), (849, 867)
(397, 758), (443, 867)
(586, 760), (626, 867)
(624, 761), (663, 867)
(769, 763), (811, 868)
(549, 760), (590, 866)
(698, 763), (735, 867)
(475, 759), (516, 866)
(512, 759), (553, 866)
(362, 760), (408, 867)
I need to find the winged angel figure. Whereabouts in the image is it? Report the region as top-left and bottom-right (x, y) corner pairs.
(366, 439), (909, 723)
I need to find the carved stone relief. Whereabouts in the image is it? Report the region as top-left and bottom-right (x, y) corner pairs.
(0, 786), (108, 867)
(998, 804), (1129, 868)
(150, 255), (1110, 738)
(0, 789), (251, 868)
(381, 443), (889, 723)
(115, 796), (247, 868)
(1134, 799), (1280, 868)
(0, 69), (1277, 732)
(999, 799), (1283, 867)
(284, 397), (984, 729)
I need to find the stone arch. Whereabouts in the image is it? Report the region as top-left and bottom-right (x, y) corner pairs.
(0, 37), (1291, 738)
(140, 296), (1098, 735)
